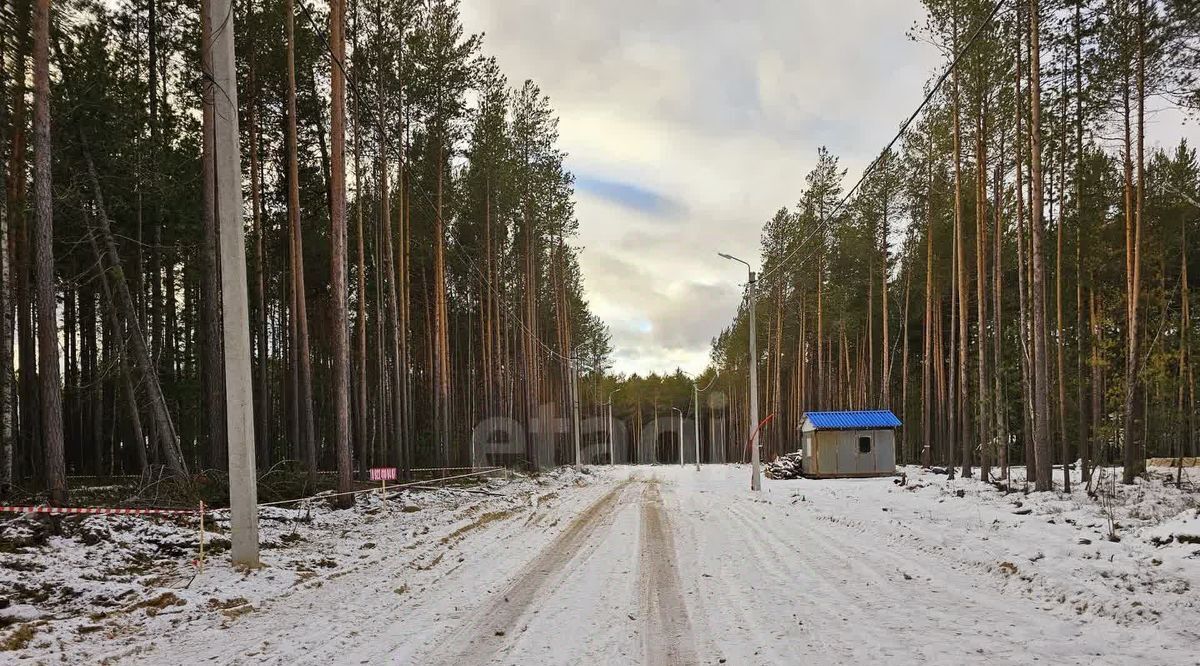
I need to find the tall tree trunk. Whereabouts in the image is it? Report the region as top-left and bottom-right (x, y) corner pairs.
(400, 147), (413, 472)
(976, 108), (990, 480)
(88, 232), (148, 471)
(1014, 1), (1034, 483)
(248, 33), (271, 470)
(199, 0), (227, 472)
(398, 158), (412, 472)
(1029, 0), (1053, 491)
(1055, 52), (1070, 493)
(952, 9), (971, 478)
(922, 127), (935, 467)
(32, 0), (65, 503)
(0, 18), (12, 493)
(285, 0), (317, 480)
(80, 135), (187, 477)
(1122, 0), (1146, 484)
(352, 0), (367, 478)
(1074, 0), (1089, 485)
(881, 162), (891, 412)
(1178, 224), (1192, 475)
(436, 142), (453, 467)
(330, 0), (354, 504)
(993, 155), (1008, 480)
(10, 0), (37, 484)
(350, 1), (362, 480)
(1089, 280), (1102, 481)
(901, 261), (911, 463)
(378, 62), (403, 472)
(817, 253), (824, 408)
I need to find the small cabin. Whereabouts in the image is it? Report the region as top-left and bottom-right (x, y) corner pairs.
(799, 410), (900, 478)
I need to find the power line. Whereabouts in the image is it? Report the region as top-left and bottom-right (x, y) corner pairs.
(758, 0), (1008, 284)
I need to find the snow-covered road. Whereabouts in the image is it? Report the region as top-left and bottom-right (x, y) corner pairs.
(97, 465), (1197, 665)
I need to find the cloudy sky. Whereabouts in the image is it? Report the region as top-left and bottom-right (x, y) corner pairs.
(459, 1), (1198, 378)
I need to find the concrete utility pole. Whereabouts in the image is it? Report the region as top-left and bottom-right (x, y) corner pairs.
(572, 355), (582, 471)
(720, 253), (761, 491)
(206, 0), (260, 566)
(607, 387), (621, 465)
(672, 407), (684, 467)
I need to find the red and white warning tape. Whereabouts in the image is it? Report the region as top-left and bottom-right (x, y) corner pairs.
(2, 467), (509, 514)
(0, 505), (198, 516)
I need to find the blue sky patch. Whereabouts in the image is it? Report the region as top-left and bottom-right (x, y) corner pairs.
(575, 174), (683, 218)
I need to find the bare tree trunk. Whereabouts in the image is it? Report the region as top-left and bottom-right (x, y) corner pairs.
(379, 70), (403, 472)
(1183, 225), (1196, 460)
(398, 160), (412, 472)
(88, 232), (148, 471)
(32, 0), (65, 502)
(952, 14), (971, 478)
(401, 151), (413, 473)
(80, 136), (187, 477)
(248, 37), (270, 470)
(0, 33), (11, 492)
(199, 0), (227, 472)
(1089, 281), (1102, 481)
(922, 127), (935, 467)
(1178, 224), (1192, 479)
(1074, 0), (1088, 484)
(901, 262), (911, 462)
(9, 0), (37, 484)
(1122, 0), (1146, 484)
(330, 0), (355, 504)
(352, 0), (367, 479)
(935, 297), (948, 463)
(1029, 0), (1053, 491)
(975, 110), (990, 481)
(1014, 1), (1034, 483)
(881, 163), (891, 412)
(993, 155), (1008, 480)
(285, 0), (317, 480)
(1056, 53), (1070, 493)
(817, 253), (824, 408)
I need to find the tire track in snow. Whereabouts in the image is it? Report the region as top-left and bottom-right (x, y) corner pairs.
(721, 496), (893, 658)
(637, 481), (696, 665)
(424, 480), (632, 665)
(721, 491), (1156, 664)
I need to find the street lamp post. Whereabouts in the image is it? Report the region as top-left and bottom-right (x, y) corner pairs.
(719, 253), (761, 491)
(672, 407), (684, 468)
(607, 387), (622, 465)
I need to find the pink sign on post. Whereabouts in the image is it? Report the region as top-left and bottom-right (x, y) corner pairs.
(369, 467), (398, 482)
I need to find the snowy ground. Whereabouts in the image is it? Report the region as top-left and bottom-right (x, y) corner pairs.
(2, 464), (1198, 664)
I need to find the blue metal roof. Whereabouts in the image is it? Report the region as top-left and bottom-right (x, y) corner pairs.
(803, 410), (901, 430)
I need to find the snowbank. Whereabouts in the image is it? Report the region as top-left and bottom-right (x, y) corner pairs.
(771, 463), (1199, 633)
(0, 467), (607, 660)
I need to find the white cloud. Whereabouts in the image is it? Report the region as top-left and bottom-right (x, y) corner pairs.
(459, 1), (1200, 377)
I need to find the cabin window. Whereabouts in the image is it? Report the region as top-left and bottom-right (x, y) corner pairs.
(858, 436), (872, 454)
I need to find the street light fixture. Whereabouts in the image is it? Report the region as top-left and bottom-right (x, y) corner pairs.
(607, 387), (622, 465)
(719, 252), (761, 492)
